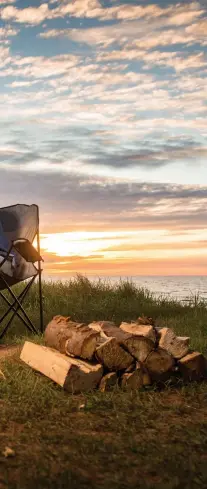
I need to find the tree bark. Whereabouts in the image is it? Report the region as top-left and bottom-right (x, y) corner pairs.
(20, 341), (103, 393)
(44, 316), (99, 360)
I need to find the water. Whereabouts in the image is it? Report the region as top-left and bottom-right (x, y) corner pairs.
(43, 273), (207, 304)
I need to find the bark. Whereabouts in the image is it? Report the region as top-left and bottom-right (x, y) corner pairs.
(20, 341), (103, 393)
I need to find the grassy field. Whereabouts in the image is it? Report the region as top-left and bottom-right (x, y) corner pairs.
(0, 275), (207, 489)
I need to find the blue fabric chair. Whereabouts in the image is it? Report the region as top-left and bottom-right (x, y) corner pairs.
(0, 204), (43, 340)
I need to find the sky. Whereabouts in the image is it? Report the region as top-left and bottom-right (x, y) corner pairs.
(0, 0), (207, 277)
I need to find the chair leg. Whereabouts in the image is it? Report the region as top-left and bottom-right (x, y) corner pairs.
(0, 283), (29, 323)
(0, 277), (38, 339)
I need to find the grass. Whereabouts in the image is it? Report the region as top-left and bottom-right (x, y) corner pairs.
(0, 275), (207, 489)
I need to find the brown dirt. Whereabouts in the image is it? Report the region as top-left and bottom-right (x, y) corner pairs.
(0, 345), (21, 363)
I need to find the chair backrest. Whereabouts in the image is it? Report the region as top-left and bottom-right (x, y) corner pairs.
(0, 204), (38, 244)
(0, 204), (40, 289)
(0, 220), (10, 253)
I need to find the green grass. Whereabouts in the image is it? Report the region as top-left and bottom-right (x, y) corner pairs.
(0, 275), (207, 489)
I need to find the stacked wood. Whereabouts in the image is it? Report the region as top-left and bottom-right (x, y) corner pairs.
(99, 372), (118, 392)
(19, 316), (207, 393)
(121, 366), (143, 390)
(157, 327), (190, 359)
(95, 337), (134, 371)
(144, 347), (175, 382)
(44, 316), (99, 360)
(20, 341), (103, 393)
(178, 351), (207, 381)
(120, 322), (156, 343)
(89, 321), (154, 363)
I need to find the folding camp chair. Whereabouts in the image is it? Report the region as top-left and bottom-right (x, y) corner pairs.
(0, 204), (43, 340)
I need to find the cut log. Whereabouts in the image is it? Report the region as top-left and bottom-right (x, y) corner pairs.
(89, 321), (154, 362)
(44, 316), (99, 360)
(95, 337), (134, 371)
(99, 372), (118, 392)
(142, 368), (152, 386)
(20, 341), (103, 393)
(144, 347), (175, 382)
(121, 365), (143, 390)
(178, 351), (207, 381)
(120, 322), (156, 343)
(0, 369), (6, 380)
(136, 316), (155, 326)
(158, 328), (190, 359)
(124, 336), (154, 363)
(88, 321), (115, 333)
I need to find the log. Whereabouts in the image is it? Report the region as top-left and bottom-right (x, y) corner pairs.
(136, 316), (155, 326)
(121, 364), (143, 390)
(99, 372), (118, 392)
(144, 347), (175, 382)
(44, 316), (99, 360)
(89, 321), (154, 362)
(178, 351), (207, 381)
(158, 327), (190, 359)
(120, 322), (156, 343)
(142, 368), (152, 386)
(20, 341), (103, 393)
(95, 337), (134, 371)
(88, 321), (115, 333)
(0, 369), (6, 380)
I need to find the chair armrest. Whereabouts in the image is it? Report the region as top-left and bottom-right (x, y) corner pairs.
(12, 239), (43, 263)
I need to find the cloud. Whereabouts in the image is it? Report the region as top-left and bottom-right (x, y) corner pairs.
(51, 1), (203, 24)
(186, 18), (207, 44)
(0, 168), (206, 233)
(6, 79), (41, 88)
(87, 143), (207, 169)
(2, 0), (203, 30)
(0, 25), (18, 38)
(0, 3), (52, 25)
(0, 0), (15, 4)
(0, 53), (79, 79)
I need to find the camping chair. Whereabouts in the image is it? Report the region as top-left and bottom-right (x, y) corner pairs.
(0, 204), (43, 340)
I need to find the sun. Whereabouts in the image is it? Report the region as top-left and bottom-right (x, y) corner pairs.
(39, 231), (136, 258)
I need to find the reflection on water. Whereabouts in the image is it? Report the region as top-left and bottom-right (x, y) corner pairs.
(42, 273), (207, 304)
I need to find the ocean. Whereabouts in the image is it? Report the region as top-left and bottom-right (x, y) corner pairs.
(43, 274), (207, 305)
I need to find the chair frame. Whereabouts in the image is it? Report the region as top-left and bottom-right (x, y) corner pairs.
(0, 205), (43, 340)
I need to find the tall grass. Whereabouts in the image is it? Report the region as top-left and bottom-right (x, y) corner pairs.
(1, 274), (207, 354)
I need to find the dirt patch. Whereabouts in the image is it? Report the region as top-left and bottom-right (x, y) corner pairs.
(0, 345), (21, 363)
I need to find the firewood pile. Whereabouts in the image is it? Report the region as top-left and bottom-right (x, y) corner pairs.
(20, 315), (207, 393)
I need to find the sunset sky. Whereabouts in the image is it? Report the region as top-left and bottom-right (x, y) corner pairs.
(0, 0), (207, 277)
